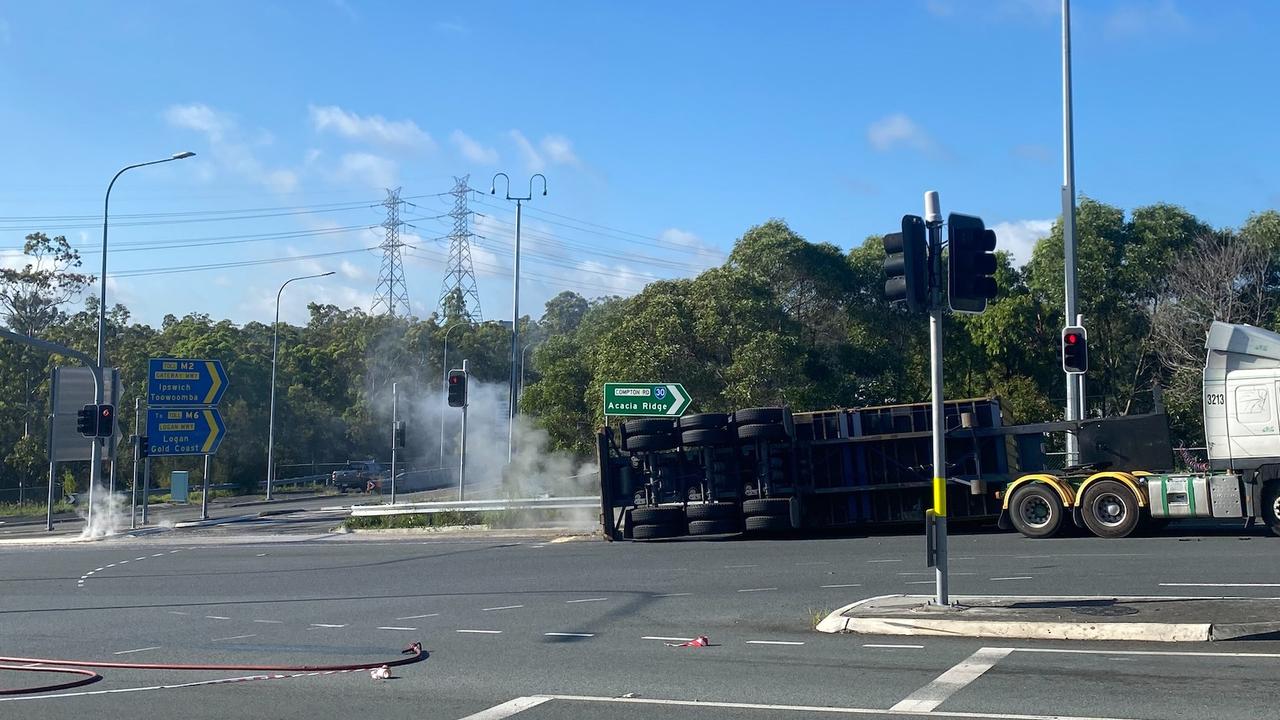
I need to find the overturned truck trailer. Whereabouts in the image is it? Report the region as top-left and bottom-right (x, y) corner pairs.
(595, 397), (1173, 540)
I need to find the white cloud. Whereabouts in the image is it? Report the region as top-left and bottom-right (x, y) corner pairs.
(338, 259), (373, 282)
(575, 260), (653, 297)
(540, 135), (580, 166)
(451, 130), (499, 164)
(336, 152), (398, 189)
(163, 103), (298, 194)
(867, 113), (935, 154)
(992, 218), (1054, 266)
(658, 227), (723, 268)
(1105, 0), (1189, 37)
(309, 105), (434, 150)
(509, 130), (543, 171)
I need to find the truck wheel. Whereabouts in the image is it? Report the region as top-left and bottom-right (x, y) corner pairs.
(630, 506), (684, 526)
(732, 407), (786, 425)
(624, 433), (677, 453)
(679, 413), (729, 431)
(688, 518), (740, 536)
(742, 498), (790, 517)
(737, 423), (789, 442)
(624, 418), (676, 435)
(681, 428), (731, 447)
(1262, 482), (1280, 537)
(744, 514), (791, 532)
(1080, 480), (1141, 539)
(1008, 483), (1064, 539)
(633, 523), (681, 540)
(685, 502), (737, 521)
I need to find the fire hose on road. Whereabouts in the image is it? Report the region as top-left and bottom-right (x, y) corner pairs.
(0, 642), (426, 696)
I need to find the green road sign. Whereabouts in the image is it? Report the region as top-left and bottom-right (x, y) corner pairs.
(603, 382), (691, 417)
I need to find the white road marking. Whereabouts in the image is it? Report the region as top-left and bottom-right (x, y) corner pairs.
(153, 553), (165, 557)
(167, 611), (189, 616)
(654, 593), (692, 598)
(483, 604), (524, 611)
(725, 564), (758, 569)
(1012, 647), (1280, 659)
(544, 632), (594, 638)
(863, 644), (924, 649)
(821, 584), (862, 588)
(746, 640), (805, 646)
(797, 561), (831, 566)
(113, 646), (161, 655)
(118, 560), (128, 564)
(737, 587), (777, 593)
(134, 557), (147, 561)
(397, 613), (440, 620)
(565, 597), (607, 604)
(990, 576), (1034, 581)
(309, 623), (346, 628)
(868, 559), (903, 564)
(1159, 582), (1280, 587)
(212, 634), (256, 642)
(252, 619), (283, 624)
(891, 647), (1013, 712)
(204, 616), (230, 620)
(456, 629), (503, 634)
(456, 696), (553, 720)
(377, 626), (418, 631)
(642, 636), (692, 642)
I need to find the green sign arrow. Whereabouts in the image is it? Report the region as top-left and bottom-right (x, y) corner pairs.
(603, 382), (692, 417)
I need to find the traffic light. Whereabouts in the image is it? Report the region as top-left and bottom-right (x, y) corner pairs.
(1062, 326), (1088, 374)
(138, 435), (150, 459)
(96, 404), (115, 437)
(948, 213), (998, 313)
(393, 420), (406, 449)
(447, 369), (468, 408)
(76, 404), (97, 437)
(883, 214), (928, 312)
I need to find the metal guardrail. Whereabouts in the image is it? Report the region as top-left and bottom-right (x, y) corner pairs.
(350, 496), (601, 517)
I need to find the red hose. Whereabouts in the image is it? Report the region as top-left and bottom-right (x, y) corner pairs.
(0, 643), (424, 696)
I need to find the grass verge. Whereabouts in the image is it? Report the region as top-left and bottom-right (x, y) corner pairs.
(342, 510), (524, 530)
(0, 501), (76, 518)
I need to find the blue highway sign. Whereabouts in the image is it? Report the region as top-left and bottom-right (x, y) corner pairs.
(146, 408), (226, 456)
(148, 358), (228, 406)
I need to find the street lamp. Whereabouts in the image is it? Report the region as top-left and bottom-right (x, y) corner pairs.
(266, 271), (334, 500)
(490, 172), (547, 464)
(89, 151), (195, 530)
(440, 321), (472, 467)
(519, 340), (542, 399)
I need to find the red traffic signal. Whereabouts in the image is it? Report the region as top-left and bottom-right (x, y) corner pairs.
(447, 369), (468, 408)
(96, 404), (115, 437)
(1062, 326), (1088, 374)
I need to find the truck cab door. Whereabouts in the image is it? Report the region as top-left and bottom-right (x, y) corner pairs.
(1223, 378), (1280, 462)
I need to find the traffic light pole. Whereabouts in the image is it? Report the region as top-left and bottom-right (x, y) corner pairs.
(130, 397), (140, 530)
(201, 454), (210, 521)
(141, 457), (151, 526)
(925, 190), (949, 608)
(1062, 0), (1083, 464)
(390, 382), (398, 505)
(458, 359), (469, 501)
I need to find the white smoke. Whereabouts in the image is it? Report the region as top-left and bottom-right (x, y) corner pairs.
(78, 485), (127, 539)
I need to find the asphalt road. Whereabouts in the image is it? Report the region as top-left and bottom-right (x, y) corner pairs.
(2, 524), (1278, 719)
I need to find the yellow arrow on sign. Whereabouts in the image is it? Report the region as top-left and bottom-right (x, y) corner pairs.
(201, 409), (221, 453)
(203, 361), (223, 405)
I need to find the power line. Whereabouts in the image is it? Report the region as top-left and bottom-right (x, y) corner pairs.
(0, 224), (378, 255)
(109, 246), (379, 279)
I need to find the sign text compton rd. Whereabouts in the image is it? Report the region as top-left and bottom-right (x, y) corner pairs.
(603, 382), (692, 417)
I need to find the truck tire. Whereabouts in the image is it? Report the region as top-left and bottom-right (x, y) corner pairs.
(679, 413), (728, 431)
(737, 423), (789, 442)
(624, 418), (676, 435)
(1007, 483), (1064, 539)
(685, 502), (737, 522)
(1262, 481), (1280, 537)
(688, 518), (740, 536)
(682, 428), (731, 447)
(744, 514), (791, 532)
(630, 506), (684, 527)
(732, 407), (786, 426)
(1080, 479), (1141, 539)
(633, 523), (681, 540)
(624, 433), (677, 453)
(742, 498), (790, 517)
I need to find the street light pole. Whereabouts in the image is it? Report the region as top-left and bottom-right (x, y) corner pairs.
(267, 271), (334, 500)
(91, 151), (194, 531)
(491, 172), (547, 464)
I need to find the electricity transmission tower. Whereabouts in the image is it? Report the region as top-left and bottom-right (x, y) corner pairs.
(437, 175), (483, 323)
(372, 187), (411, 317)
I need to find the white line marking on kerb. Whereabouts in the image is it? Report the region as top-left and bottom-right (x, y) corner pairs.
(1012, 647), (1280, 659)
(891, 646), (1013, 713)
(377, 626), (417, 631)
(821, 583), (861, 588)
(990, 576), (1034, 581)
(483, 604), (524, 612)
(737, 587), (777, 593)
(544, 632), (594, 638)
(864, 643), (924, 649)
(746, 640), (805, 646)
(397, 613), (440, 620)
(1160, 582), (1280, 587)
(456, 629), (503, 635)
(565, 597), (607, 604)
(456, 696), (554, 720)
(112, 647), (160, 655)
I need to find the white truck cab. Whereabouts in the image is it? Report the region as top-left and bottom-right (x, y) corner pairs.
(1203, 321), (1280, 471)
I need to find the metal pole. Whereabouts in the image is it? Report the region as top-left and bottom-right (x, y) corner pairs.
(45, 414), (55, 532)
(459, 359), (469, 501)
(201, 454), (210, 521)
(141, 457), (151, 526)
(925, 190), (949, 607)
(440, 322), (466, 468)
(390, 382), (398, 505)
(509, 200), (522, 463)
(130, 397), (140, 530)
(1062, 0), (1082, 464)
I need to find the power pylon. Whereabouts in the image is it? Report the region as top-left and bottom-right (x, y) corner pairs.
(437, 175), (483, 323)
(372, 187), (411, 317)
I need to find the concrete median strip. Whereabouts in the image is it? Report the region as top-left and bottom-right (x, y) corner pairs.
(816, 594), (1280, 643)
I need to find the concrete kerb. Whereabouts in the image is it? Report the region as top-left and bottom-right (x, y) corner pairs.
(816, 594), (1280, 643)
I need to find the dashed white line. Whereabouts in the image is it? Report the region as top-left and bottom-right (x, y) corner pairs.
(821, 584), (862, 588)
(863, 643), (924, 649)
(167, 611), (189, 616)
(212, 634), (256, 642)
(737, 587), (777, 593)
(397, 613), (440, 620)
(797, 561), (831, 566)
(482, 604), (524, 612)
(745, 640), (805, 646)
(725, 564), (758, 569)
(565, 597), (607, 604)
(990, 576), (1034, 581)
(544, 632), (595, 638)
(891, 647), (1013, 712)
(642, 636), (692, 642)
(153, 553), (165, 557)
(456, 629), (503, 634)
(112, 647), (160, 655)
(377, 626), (418, 631)
(134, 557), (147, 561)
(1159, 582), (1280, 588)
(310, 623), (346, 628)
(204, 616), (230, 620)
(252, 619), (283, 624)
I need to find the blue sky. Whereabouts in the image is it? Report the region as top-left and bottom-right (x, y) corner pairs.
(1, 0), (1276, 328)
